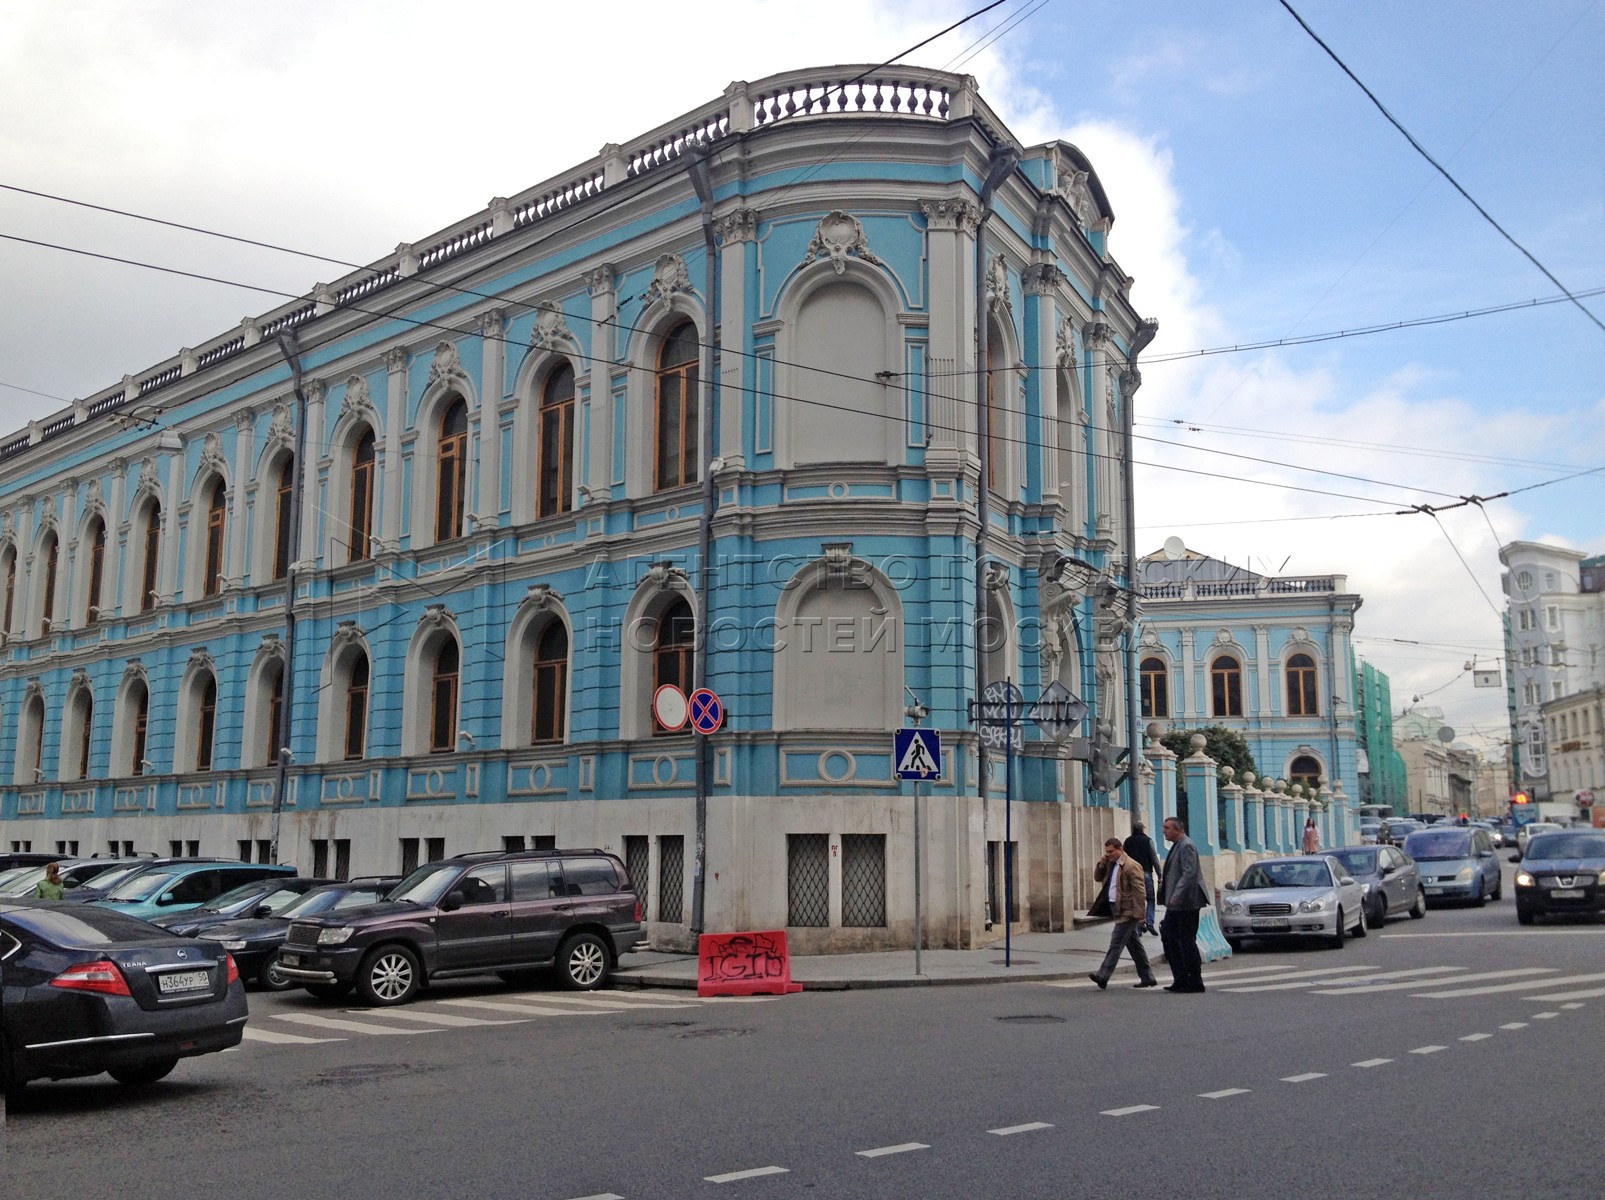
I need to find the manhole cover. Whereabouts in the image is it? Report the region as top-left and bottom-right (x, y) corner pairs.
(995, 1014), (1065, 1025)
(309, 1063), (418, 1087)
(633, 1020), (698, 1030)
(674, 1027), (751, 1039)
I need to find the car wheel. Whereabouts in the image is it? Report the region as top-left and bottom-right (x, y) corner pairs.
(356, 945), (421, 1006)
(1365, 896), (1386, 930)
(1226, 937), (1244, 952)
(1409, 888), (1427, 919)
(1516, 904), (1535, 926)
(1473, 879), (1487, 908)
(1352, 907), (1367, 938)
(555, 932), (611, 991)
(258, 960), (297, 992)
(1492, 875), (1503, 901)
(305, 981), (353, 1001)
(1328, 909), (1347, 950)
(109, 1057), (178, 1087)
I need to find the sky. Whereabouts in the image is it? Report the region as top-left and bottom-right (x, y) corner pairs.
(2, 0), (1602, 761)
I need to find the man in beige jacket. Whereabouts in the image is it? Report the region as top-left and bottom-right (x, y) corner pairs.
(1088, 837), (1159, 990)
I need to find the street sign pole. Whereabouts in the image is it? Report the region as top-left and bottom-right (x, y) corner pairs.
(1004, 681), (1014, 969)
(895, 713), (940, 977)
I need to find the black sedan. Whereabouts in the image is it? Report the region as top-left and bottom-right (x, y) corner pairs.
(209, 878), (398, 989)
(1515, 831), (1605, 924)
(1, 900), (248, 1097)
(1329, 845), (1428, 928)
(149, 876), (334, 936)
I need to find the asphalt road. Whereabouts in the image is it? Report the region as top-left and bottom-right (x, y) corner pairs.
(6, 860), (1602, 1198)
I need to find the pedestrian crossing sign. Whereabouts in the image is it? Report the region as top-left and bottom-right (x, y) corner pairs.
(894, 728), (942, 780)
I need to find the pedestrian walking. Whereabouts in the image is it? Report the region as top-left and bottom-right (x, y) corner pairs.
(34, 862), (65, 901)
(1087, 838), (1159, 990)
(1159, 816), (1210, 993)
(1302, 816), (1321, 855)
(1123, 821), (1161, 935)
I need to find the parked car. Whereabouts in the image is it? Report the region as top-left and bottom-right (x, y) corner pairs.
(149, 876), (334, 936)
(1403, 826), (1502, 905)
(92, 861), (296, 921)
(0, 858), (134, 899)
(1328, 845), (1427, 928)
(274, 848), (643, 1005)
(206, 878), (398, 989)
(1217, 855), (1367, 950)
(56, 856), (218, 904)
(1517, 822), (1565, 857)
(0, 899), (247, 1097)
(1515, 831), (1605, 924)
(0, 852), (59, 872)
(0, 866), (42, 894)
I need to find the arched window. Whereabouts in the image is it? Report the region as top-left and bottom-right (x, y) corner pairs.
(1290, 754), (1322, 792)
(1, 544), (16, 635)
(39, 532), (58, 635)
(69, 689), (94, 780)
(345, 651), (370, 760)
(532, 621), (568, 743)
(538, 363), (576, 518)
(652, 598), (695, 734)
(435, 399), (468, 543)
(1140, 657), (1169, 719)
(139, 499), (162, 611)
(130, 681), (150, 775)
(1286, 652), (1318, 716)
(196, 674), (218, 771)
(203, 479), (227, 596)
(273, 456), (295, 579)
(654, 322), (698, 491)
(1211, 655), (1243, 717)
(83, 518), (107, 623)
(16, 691), (45, 784)
(349, 430), (375, 563)
(430, 640), (460, 753)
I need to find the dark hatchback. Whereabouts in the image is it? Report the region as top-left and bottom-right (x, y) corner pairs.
(274, 849), (642, 1006)
(1515, 831), (1605, 924)
(0, 900), (247, 1096)
(1328, 845), (1427, 928)
(204, 878), (398, 989)
(149, 876), (335, 937)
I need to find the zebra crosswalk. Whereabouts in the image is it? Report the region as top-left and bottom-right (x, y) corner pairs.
(1046, 960), (1605, 1003)
(236, 988), (767, 1048)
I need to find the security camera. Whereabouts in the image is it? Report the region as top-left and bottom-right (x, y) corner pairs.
(457, 730), (476, 748)
(140, 759), (155, 772)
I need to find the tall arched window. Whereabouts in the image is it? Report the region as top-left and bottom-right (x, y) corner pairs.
(130, 682), (150, 775)
(39, 532), (58, 635)
(195, 674), (218, 771)
(273, 456), (295, 580)
(430, 640), (460, 753)
(264, 661), (284, 767)
(538, 363), (575, 518)
(139, 499), (162, 611)
(1286, 652), (1318, 716)
(202, 479), (227, 596)
(71, 691), (93, 780)
(84, 518), (106, 623)
(654, 322), (698, 491)
(349, 431), (375, 563)
(1290, 754), (1322, 792)
(17, 692), (45, 784)
(345, 652), (370, 760)
(1, 544), (16, 635)
(652, 598), (695, 734)
(532, 621), (568, 743)
(1211, 655), (1243, 717)
(1140, 657), (1169, 719)
(436, 399), (468, 542)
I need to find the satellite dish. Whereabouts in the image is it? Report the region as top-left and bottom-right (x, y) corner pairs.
(1162, 536), (1185, 560)
(1437, 726), (1455, 744)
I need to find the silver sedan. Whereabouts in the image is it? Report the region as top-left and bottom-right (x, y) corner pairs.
(1217, 855), (1367, 950)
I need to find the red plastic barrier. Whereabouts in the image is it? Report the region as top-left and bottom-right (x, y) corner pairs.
(697, 930), (805, 997)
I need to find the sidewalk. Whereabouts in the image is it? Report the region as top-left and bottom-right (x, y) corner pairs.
(613, 920), (1169, 991)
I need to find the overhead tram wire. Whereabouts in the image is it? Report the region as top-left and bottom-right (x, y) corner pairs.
(1279, 0), (1605, 337)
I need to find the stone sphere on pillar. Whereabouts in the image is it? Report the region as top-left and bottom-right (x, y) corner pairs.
(1189, 733), (1207, 753)
(1242, 771), (1256, 788)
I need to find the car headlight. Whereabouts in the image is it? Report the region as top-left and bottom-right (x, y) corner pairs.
(1515, 870), (1535, 887)
(218, 939), (247, 951)
(317, 927), (356, 945)
(1298, 898), (1329, 912)
(1361, 882), (1373, 895)
(1222, 901), (1244, 916)
(1456, 867), (1475, 882)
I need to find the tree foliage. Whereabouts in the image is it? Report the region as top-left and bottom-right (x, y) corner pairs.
(1161, 725), (1259, 782)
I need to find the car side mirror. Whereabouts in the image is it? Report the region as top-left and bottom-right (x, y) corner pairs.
(1339, 875), (1357, 887)
(158, 892), (176, 905)
(254, 904), (273, 918)
(1479, 849), (1493, 858)
(440, 891), (463, 912)
(65, 879), (79, 889)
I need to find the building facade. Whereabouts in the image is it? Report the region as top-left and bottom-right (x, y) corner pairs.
(1540, 686), (1604, 824)
(0, 67), (1154, 950)
(1354, 658), (1407, 811)
(1134, 545), (1362, 848)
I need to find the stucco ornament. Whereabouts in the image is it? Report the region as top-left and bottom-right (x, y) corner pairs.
(187, 647), (215, 675)
(918, 198), (980, 233)
(1215, 629), (1233, 646)
(268, 402), (295, 447)
(530, 300), (575, 351)
(1140, 628), (1159, 647)
(644, 254), (692, 305)
(805, 211), (884, 275)
(199, 431), (226, 477)
(419, 604), (455, 634)
(70, 666), (90, 691)
(41, 494), (57, 526)
(986, 253), (1012, 318)
(523, 583), (562, 612)
(85, 477), (103, 513)
(254, 633), (285, 667)
(341, 374), (376, 423)
(428, 341), (466, 385)
(121, 660), (148, 687)
(331, 620), (364, 654)
(1053, 168), (1098, 231)
(0, 510), (13, 541)
(24, 678), (44, 704)
(1055, 318), (1079, 368)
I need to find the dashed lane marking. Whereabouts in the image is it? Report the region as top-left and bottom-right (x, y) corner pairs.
(1352, 1058), (1393, 1068)
(1532, 1012), (1560, 1020)
(1500, 1022), (1528, 1030)
(1101, 1105), (1160, 1117)
(989, 1122), (1054, 1136)
(567, 1194), (624, 1199)
(241, 1026), (342, 1045)
(1198, 1088), (1251, 1099)
(1281, 1073), (1326, 1084)
(705, 1167), (788, 1184)
(1522, 986), (1605, 1002)
(1409, 1045), (1447, 1055)
(857, 1144), (929, 1158)
(274, 1013), (440, 1036)
(1409, 970), (1605, 999)
(1459, 1034), (1494, 1042)
(1561, 1002), (1588, 1009)
(1228, 966), (1463, 993)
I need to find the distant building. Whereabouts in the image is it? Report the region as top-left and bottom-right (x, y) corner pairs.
(1540, 686), (1604, 824)
(1355, 659), (1407, 810)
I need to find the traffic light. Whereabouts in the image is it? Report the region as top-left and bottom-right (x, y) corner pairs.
(1513, 791), (1530, 805)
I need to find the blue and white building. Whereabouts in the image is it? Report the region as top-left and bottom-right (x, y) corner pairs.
(0, 68), (1154, 950)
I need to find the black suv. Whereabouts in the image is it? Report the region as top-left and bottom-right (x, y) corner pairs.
(273, 849), (642, 1005)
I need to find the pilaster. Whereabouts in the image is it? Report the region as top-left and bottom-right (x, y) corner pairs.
(229, 408), (254, 583)
(476, 309), (505, 525)
(299, 381), (326, 558)
(383, 349), (408, 546)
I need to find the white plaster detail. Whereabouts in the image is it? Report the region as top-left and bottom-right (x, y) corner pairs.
(805, 211), (884, 275)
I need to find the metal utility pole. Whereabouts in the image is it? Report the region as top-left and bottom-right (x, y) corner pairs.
(1120, 320), (1157, 813)
(269, 330), (310, 864)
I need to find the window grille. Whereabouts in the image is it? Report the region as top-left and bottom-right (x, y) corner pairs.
(624, 836), (650, 917)
(334, 839), (351, 881)
(840, 835), (886, 927)
(658, 835), (684, 923)
(788, 834), (830, 927)
(532, 834), (556, 851)
(312, 839), (329, 877)
(399, 837), (419, 875)
(426, 837), (446, 862)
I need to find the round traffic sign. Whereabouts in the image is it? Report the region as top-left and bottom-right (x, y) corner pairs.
(653, 684), (688, 732)
(689, 687), (724, 734)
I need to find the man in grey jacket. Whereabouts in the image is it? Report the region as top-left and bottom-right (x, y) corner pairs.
(1160, 815), (1210, 993)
